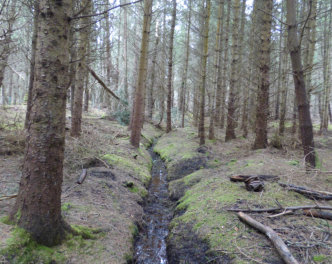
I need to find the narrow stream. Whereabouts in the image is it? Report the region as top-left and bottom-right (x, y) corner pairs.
(134, 145), (172, 264)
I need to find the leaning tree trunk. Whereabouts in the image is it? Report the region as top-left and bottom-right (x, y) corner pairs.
(225, 0), (240, 141)
(11, 0), (72, 246)
(286, 0), (316, 167)
(198, 0), (211, 146)
(253, 0), (273, 149)
(166, 0), (177, 133)
(130, 0), (153, 147)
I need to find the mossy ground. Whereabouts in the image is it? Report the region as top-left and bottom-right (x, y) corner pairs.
(155, 123), (332, 263)
(0, 108), (162, 264)
(0, 223), (105, 264)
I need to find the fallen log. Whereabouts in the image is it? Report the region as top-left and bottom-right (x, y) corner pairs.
(230, 174), (280, 182)
(279, 183), (332, 200)
(77, 169), (88, 184)
(228, 205), (332, 213)
(0, 194), (18, 201)
(303, 209), (332, 221)
(238, 212), (299, 264)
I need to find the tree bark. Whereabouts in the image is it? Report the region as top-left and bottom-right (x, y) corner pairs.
(180, 0), (192, 128)
(166, 0), (177, 133)
(253, 0), (273, 149)
(220, 0), (231, 129)
(130, 0), (153, 147)
(25, 1), (39, 128)
(198, 0), (211, 146)
(71, 0), (91, 137)
(286, 0), (316, 167)
(11, 0), (72, 246)
(225, 0), (240, 141)
(147, 24), (160, 119)
(209, 0), (224, 140)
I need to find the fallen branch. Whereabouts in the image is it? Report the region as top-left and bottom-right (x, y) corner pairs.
(279, 182), (332, 200)
(268, 210), (293, 218)
(77, 169), (88, 184)
(303, 209), (332, 221)
(85, 64), (123, 103)
(0, 194), (17, 201)
(228, 205), (332, 213)
(230, 175), (280, 182)
(238, 212), (299, 264)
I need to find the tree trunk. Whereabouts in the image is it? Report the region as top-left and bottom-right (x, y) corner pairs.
(130, 0), (153, 147)
(25, 1), (39, 128)
(304, 0), (317, 103)
(286, 0), (316, 167)
(209, 0), (224, 140)
(11, 0), (72, 246)
(198, 0), (211, 145)
(147, 24), (160, 119)
(321, 0), (332, 133)
(180, 0), (192, 128)
(253, 0), (273, 149)
(166, 0), (177, 133)
(220, 0), (231, 129)
(225, 0), (240, 141)
(71, 0), (90, 137)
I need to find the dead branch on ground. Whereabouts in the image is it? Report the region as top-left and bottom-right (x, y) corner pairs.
(238, 212), (299, 264)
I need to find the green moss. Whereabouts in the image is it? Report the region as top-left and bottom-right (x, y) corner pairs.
(227, 159), (237, 166)
(315, 153), (323, 169)
(0, 227), (66, 264)
(0, 216), (13, 225)
(102, 153), (151, 184)
(171, 174), (311, 261)
(71, 225), (102, 240)
(313, 255), (329, 262)
(288, 160), (299, 166)
(154, 130), (199, 165)
(15, 209), (21, 222)
(61, 202), (72, 212)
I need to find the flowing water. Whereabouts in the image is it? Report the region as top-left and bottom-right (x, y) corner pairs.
(135, 146), (172, 264)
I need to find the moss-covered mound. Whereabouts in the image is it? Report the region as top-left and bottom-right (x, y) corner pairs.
(155, 127), (332, 263)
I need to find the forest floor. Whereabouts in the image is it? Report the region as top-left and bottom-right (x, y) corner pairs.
(0, 106), (331, 264)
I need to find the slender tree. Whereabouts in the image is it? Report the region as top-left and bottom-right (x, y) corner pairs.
(180, 0), (192, 128)
(198, 0), (211, 145)
(209, 0), (224, 140)
(71, 0), (91, 137)
(130, 0), (153, 147)
(25, 1), (39, 128)
(253, 0), (273, 149)
(286, 0), (316, 167)
(166, 0), (177, 133)
(225, 0), (240, 141)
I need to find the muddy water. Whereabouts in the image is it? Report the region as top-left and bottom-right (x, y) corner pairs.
(135, 146), (172, 264)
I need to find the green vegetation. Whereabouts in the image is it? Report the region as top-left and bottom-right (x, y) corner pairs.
(61, 202), (72, 212)
(0, 221), (104, 264)
(288, 160), (299, 166)
(0, 227), (66, 264)
(313, 255), (329, 262)
(102, 153), (151, 185)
